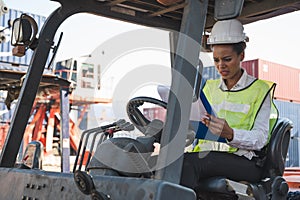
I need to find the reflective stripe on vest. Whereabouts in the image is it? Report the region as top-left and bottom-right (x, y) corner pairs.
(192, 79), (278, 153)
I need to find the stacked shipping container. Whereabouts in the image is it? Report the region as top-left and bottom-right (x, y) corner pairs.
(203, 58), (300, 103)
(243, 60), (300, 166)
(242, 59), (300, 103)
(274, 100), (300, 167)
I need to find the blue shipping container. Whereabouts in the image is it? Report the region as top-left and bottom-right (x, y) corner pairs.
(0, 9), (47, 66)
(274, 100), (300, 167)
(202, 66), (220, 80)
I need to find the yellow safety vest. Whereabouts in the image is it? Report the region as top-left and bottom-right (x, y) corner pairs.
(192, 79), (278, 152)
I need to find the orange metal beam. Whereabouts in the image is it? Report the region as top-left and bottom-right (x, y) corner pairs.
(0, 124), (8, 150)
(32, 104), (46, 141)
(284, 167), (300, 191)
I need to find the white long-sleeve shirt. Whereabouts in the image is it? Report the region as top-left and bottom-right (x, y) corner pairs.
(218, 69), (271, 159)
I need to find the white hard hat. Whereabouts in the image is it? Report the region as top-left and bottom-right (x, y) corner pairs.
(207, 19), (249, 45)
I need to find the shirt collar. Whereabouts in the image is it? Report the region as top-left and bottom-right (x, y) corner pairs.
(219, 69), (249, 91)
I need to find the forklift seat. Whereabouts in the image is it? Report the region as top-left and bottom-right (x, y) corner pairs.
(195, 118), (293, 200)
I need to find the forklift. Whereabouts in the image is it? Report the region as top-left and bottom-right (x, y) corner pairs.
(0, 0), (297, 199)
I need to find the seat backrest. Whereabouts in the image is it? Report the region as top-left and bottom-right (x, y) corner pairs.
(262, 118), (293, 178)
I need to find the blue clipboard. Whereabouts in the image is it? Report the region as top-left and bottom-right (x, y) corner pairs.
(191, 88), (226, 143)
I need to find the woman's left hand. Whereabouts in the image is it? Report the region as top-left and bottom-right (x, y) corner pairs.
(201, 113), (234, 141)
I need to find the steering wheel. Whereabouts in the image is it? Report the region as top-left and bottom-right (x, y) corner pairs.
(126, 96), (167, 134)
(127, 96), (196, 147)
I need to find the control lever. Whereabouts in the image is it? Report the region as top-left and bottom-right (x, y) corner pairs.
(104, 119), (134, 138)
(116, 120), (135, 131)
(84, 120), (135, 169)
(74, 119), (133, 172)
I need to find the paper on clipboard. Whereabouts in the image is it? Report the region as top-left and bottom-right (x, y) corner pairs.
(157, 85), (207, 120)
(157, 85), (226, 142)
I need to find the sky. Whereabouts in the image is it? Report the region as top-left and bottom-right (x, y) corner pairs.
(5, 0), (300, 69)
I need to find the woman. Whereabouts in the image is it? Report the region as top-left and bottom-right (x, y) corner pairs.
(180, 19), (278, 190)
